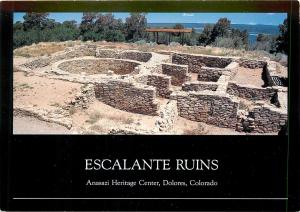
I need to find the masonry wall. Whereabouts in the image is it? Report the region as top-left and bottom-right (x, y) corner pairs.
(118, 51), (152, 62)
(156, 100), (178, 132)
(238, 59), (267, 69)
(227, 82), (276, 101)
(265, 61), (288, 86)
(94, 80), (158, 115)
(172, 53), (233, 73)
(175, 91), (239, 128)
(24, 45), (98, 69)
(182, 81), (218, 92)
(53, 44), (97, 61)
(248, 105), (288, 133)
(23, 57), (51, 69)
(197, 67), (224, 82)
(58, 59), (140, 75)
(146, 74), (172, 98)
(225, 62), (240, 79)
(162, 63), (190, 86)
(96, 49), (152, 62)
(95, 49), (118, 58)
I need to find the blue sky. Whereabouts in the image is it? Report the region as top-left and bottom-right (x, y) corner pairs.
(14, 12), (287, 25)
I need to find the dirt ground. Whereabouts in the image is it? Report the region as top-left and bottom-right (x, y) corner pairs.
(13, 71), (82, 110)
(13, 68), (241, 135)
(232, 67), (265, 87)
(70, 101), (159, 134)
(13, 115), (71, 134)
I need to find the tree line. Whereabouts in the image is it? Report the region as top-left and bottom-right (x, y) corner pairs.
(13, 12), (288, 54)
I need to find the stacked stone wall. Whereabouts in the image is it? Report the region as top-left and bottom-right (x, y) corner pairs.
(23, 44), (98, 69)
(174, 91), (239, 128)
(96, 49), (152, 62)
(54, 44), (97, 60)
(23, 57), (51, 69)
(225, 62), (240, 79)
(248, 105), (288, 133)
(146, 74), (172, 98)
(227, 82), (276, 101)
(94, 80), (158, 115)
(172, 53), (233, 73)
(238, 59), (267, 69)
(197, 67), (224, 82)
(155, 100), (178, 132)
(182, 82), (218, 92)
(95, 49), (118, 58)
(118, 51), (152, 62)
(265, 61), (288, 86)
(67, 84), (95, 110)
(236, 111), (255, 132)
(162, 63), (190, 86)
(58, 59), (140, 75)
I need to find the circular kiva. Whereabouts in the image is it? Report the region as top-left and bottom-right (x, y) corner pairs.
(57, 58), (141, 75)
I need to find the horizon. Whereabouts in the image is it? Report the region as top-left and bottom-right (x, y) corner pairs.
(14, 12), (287, 26)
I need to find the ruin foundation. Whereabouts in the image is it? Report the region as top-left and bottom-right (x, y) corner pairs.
(16, 43), (288, 134)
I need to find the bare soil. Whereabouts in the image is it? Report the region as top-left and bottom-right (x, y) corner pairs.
(13, 115), (70, 134)
(70, 101), (158, 134)
(13, 71), (82, 110)
(174, 117), (244, 135)
(13, 67), (241, 135)
(232, 67), (265, 87)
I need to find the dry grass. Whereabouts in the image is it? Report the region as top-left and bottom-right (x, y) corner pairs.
(14, 40), (274, 61)
(14, 83), (33, 91)
(124, 117), (134, 125)
(69, 106), (76, 115)
(94, 41), (272, 59)
(89, 124), (106, 133)
(86, 112), (103, 124)
(85, 110), (135, 125)
(14, 41), (80, 57)
(49, 102), (63, 108)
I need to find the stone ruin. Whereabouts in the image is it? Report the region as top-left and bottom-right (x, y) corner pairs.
(16, 43), (288, 134)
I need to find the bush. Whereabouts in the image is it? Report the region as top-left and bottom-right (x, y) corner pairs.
(270, 53), (288, 67)
(46, 25), (80, 41)
(213, 36), (247, 49)
(146, 41), (157, 47)
(104, 30), (125, 42)
(186, 37), (198, 46)
(125, 13), (147, 42)
(14, 29), (40, 48)
(252, 33), (277, 52)
(213, 37), (235, 49)
(169, 42), (181, 46)
(13, 21), (80, 49)
(135, 39), (147, 45)
(81, 31), (101, 41)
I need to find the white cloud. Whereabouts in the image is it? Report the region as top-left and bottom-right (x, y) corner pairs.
(248, 22), (257, 25)
(182, 13), (194, 17)
(267, 13), (275, 15)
